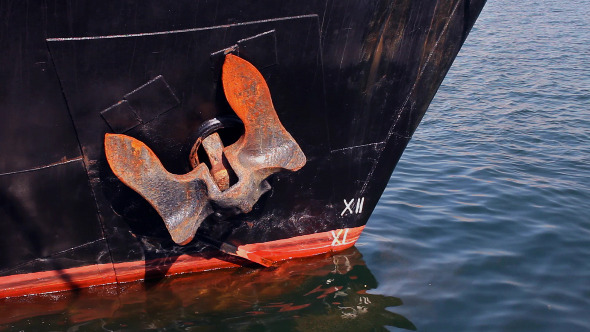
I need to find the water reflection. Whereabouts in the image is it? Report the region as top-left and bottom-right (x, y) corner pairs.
(0, 248), (415, 331)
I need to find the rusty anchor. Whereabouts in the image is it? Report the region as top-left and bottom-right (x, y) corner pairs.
(105, 54), (306, 246)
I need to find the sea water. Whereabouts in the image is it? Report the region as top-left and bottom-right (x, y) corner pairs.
(2, 0), (589, 330)
(363, 0), (590, 329)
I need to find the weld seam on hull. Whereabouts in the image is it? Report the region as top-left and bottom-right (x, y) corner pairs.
(0, 239), (107, 276)
(46, 14), (318, 41)
(330, 141), (386, 153)
(0, 157), (83, 177)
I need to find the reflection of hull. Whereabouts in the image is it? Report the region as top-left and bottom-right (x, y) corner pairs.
(0, 248), (416, 330)
(0, 0), (485, 297)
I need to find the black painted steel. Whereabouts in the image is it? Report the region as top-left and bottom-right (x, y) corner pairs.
(0, 0), (486, 282)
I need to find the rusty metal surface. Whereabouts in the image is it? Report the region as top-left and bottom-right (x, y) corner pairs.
(199, 133), (231, 191)
(105, 54), (306, 246)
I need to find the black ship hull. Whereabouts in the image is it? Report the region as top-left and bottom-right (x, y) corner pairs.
(0, 0), (485, 297)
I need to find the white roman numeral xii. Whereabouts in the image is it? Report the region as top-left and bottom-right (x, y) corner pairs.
(341, 197), (365, 216)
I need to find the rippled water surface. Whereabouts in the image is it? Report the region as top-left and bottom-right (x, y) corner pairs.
(2, 0), (589, 330)
(364, 0), (589, 330)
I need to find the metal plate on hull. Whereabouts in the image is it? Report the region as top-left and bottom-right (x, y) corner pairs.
(47, 15), (337, 269)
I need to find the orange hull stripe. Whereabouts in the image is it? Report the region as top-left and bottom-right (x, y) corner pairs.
(0, 226), (364, 298)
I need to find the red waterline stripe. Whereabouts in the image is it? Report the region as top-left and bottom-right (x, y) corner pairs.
(0, 225), (364, 298)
